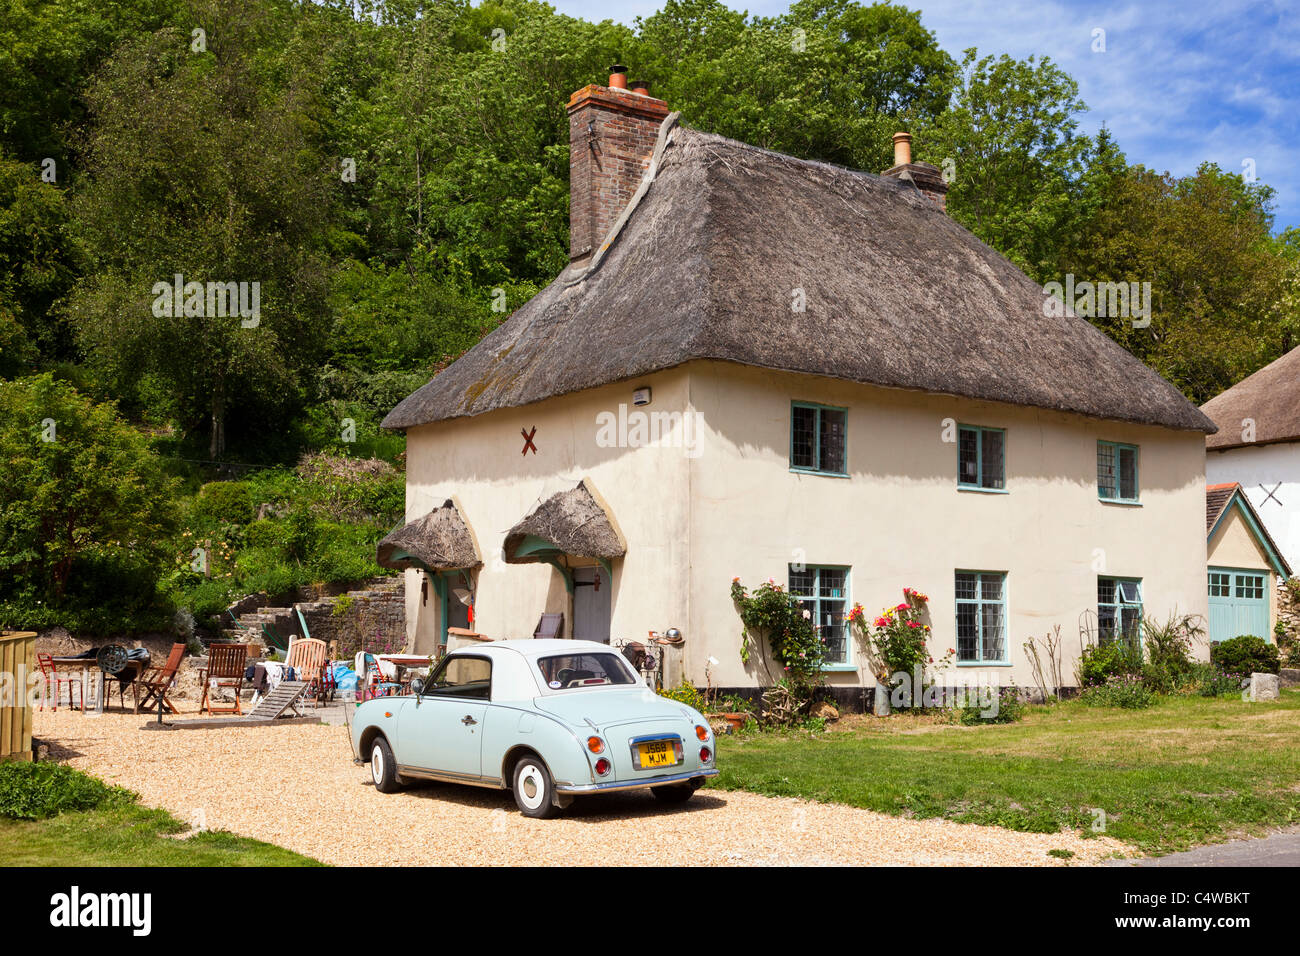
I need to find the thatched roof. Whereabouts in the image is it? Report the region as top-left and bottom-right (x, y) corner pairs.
(1206, 482), (1292, 576)
(377, 499), (482, 572)
(503, 480), (626, 563)
(384, 119), (1213, 434)
(1202, 346), (1300, 450)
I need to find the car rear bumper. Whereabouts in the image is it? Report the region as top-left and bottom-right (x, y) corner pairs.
(555, 768), (718, 795)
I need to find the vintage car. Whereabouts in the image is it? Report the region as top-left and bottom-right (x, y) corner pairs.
(350, 639), (718, 817)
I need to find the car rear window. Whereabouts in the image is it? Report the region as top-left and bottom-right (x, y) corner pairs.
(536, 653), (636, 690)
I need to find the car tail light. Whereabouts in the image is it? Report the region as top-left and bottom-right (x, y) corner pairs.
(595, 758), (611, 776)
(699, 746), (712, 763)
(694, 724), (708, 741)
(587, 736), (604, 754)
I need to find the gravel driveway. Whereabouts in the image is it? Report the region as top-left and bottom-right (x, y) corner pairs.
(33, 708), (1125, 866)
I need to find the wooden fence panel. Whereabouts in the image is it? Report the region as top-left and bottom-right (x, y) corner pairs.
(0, 631), (36, 762)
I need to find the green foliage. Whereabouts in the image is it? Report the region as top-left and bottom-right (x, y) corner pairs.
(190, 482), (255, 526)
(0, 762), (131, 820)
(845, 589), (950, 697)
(1188, 662), (1246, 698)
(730, 578), (823, 683)
(1211, 635), (1281, 676)
(1139, 614), (1202, 694)
(658, 682), (709, 713)
(0, 374), (177, 632)
(1080, 674), (1156, 709)
(958, 686), (1026, 725)
(1078, 638), (1142, 687)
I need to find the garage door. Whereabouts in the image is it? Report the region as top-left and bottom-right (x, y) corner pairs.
(1208, 568), (1270, 643)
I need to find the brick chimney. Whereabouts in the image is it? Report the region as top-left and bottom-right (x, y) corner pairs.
(881, 132), (948, 212)
(567, 66), (670, 265)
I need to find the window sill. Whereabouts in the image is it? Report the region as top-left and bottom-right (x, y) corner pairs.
(820, 664), (858, 673)
(955, 660), (1013, 667)
(790, 467), (849, 479)
(1099, 497), (1142, 506)
(957, 485), (1009, 495)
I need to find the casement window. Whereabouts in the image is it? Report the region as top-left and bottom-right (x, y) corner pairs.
(1097, 441), (1139, 502)
(957, 425), (1006, 491)
(789, 565), (850, 667)
(954, 571), (1008, 664)
(791, 402), (847, 476)
(1098, 577), (1142, 645)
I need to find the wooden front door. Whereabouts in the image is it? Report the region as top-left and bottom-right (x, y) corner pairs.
(572, 567), (611, 643)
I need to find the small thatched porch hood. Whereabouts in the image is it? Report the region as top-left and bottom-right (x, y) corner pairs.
(377, 499), (482, 573)
(503, 480), (626, 568)
(383, 118), (1214, 434)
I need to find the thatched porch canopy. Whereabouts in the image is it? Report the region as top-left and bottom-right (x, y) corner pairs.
(377, 499), (482, 573)
(503, 480), (626, 574)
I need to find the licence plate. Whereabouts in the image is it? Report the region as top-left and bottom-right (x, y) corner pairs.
(638, 739), (679, 768)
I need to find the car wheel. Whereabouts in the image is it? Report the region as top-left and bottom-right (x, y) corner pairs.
(370, 737), (402, 793)
(512, 755), (559, 818)
(651, 782), (695, 804)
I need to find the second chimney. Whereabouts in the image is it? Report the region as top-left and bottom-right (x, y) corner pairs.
(567, 68), (670, 265)
(881, 132), (949, 212)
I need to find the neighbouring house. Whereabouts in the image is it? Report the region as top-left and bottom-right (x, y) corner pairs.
(1202, 346), (1300, 575)
(378, 68), (1216, 701)
(1205, 483), (1292, 643)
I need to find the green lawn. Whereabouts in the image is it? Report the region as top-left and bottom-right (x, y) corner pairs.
(712, 689), (1300, 854)
(0, 803), (320, 866)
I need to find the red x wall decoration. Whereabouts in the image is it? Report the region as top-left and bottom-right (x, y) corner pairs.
(521, 426), (537, 455)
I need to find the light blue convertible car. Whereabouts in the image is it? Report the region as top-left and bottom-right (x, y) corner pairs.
(350, 639), (718, 817)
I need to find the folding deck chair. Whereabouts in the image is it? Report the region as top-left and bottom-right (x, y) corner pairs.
(138, 642), (186, 715)
(199, 643), (248, 715)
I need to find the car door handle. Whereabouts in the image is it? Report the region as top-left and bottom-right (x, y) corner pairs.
(461, 715), (477, 726)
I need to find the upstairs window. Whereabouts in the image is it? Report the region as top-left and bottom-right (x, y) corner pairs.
(791, 402), (847, 476)
(1097, 441), (1139, 502)
(958, 425), (1006, 490)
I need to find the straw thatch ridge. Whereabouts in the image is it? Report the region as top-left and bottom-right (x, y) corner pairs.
(503, 480), (627, 562)
(384, 123), (1213, 434)
(1202, 345), (1300, 450)
(377, 499), (482, 572)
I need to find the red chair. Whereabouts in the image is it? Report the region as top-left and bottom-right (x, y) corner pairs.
(36, 653), (85, 712)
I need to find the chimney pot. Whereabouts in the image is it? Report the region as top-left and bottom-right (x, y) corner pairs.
(609, 65), (628, 90)
(629, 80), (650, 96)
(892, 132), (912, 167)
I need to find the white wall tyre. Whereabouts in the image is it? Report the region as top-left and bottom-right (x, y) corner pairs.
(370, 737), (402, 793)
(512, 755), (559, 818)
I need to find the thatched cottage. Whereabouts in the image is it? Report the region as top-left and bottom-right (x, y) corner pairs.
(379, 70), (1216, 698)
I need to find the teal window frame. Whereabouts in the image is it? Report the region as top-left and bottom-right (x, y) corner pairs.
(1097, 441), (1140, 503)
(790, 401), (848, 477)
(957, 425), (1007, 492)
(954, 570), (1010, 665)
(788, 564), (853, 670)
(1098, 576), (1143, 645)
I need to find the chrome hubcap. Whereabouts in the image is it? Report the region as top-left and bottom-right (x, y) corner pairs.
(518, 765), (544, 810)
(371, 745), (384, 784)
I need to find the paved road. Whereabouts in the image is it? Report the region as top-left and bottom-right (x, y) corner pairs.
(1111, 827), (1300, 866)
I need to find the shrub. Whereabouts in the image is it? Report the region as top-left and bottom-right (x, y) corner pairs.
(1080, 674), (1156, 709)
(1078, 640), (1139, 687)
(846, 588), (952, 704)
(0, 762), (131, 820)
(958, 686), (1026, 724)
(1188, 662), (1246, 698)
(658, 683), (709, 714)
(1140, 614), (1201, 693)
(190, 481), (255, 526)
(1210, 635), (1280, 676)
(730, 578), (823, 683)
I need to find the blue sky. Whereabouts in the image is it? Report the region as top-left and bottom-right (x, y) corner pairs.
(547, 0), (1300, 230)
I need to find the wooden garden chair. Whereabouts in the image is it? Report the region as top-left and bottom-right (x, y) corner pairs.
(36, 653), (85, 712)
(199, 643), (248, 716)
(285, 637), (328, 708)
(138, 642), (186, 715)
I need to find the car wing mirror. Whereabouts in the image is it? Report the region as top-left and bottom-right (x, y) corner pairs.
(411, 678), (424, 698)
